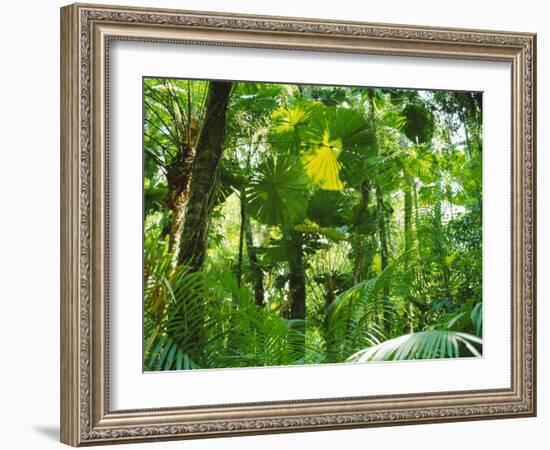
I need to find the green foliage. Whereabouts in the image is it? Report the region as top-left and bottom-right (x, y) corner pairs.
(143, 228), (221, 368)
(306, 189), (349, 228)
(210, 271), (306, 367)
(246, 155), (310, 226)
(271, 100), (321, 135)
(300, 107), (375, 189)
(294, 219), (346, 241)
(347, 330), (481, 362)
(402, 98), (435, 144)
(145, 334), (200, 371)
(143, 77), (484, 371)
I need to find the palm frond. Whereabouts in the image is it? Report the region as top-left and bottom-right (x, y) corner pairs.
(144, 333), (200, 371)
(347, 330), (482, 362)
(246, 155), (310, 226)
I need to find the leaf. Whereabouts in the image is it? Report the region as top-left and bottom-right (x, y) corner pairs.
(404, 151), (437, 184)
(302, 132), (344, 189)
(164, 343), (178, 370)
(271, 101), (321, 134)
(471, 302), (483, 337)
(300, 107), (375, 188)
(147, 335), (168, 369)
(246, 156), (310, 226)
(346, 330), (482, 362)
(231, 83), (284, 114)
(294, 219), (347, 241)
(307, 189), (349, 228)
(175, 351), (184, 370)
(402, 99), (434, 144)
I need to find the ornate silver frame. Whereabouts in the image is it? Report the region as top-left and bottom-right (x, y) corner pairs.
(60, 3), (536, 446)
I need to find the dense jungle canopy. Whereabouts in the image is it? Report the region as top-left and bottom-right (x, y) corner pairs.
(143, 78), (483, 371)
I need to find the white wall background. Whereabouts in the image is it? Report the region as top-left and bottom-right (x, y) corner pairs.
(0, 0), (546, 448)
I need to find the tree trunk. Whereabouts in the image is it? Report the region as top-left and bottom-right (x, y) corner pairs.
(403, 177), (414, 333)
(245, 217), (265, 307)
(351, 180), (375, 283)
(236, 190), (265, 306)
(288, 230), (306, 320)
(376, 185), (391, 335)
(366, 91), (391, 335)
(178, 81), (233, 270)
(236, 194), (246, 287)
(165, 149), (195, 263)
(287, 230), (306, 357)
(434, 196), (452, 303)
(404, 181), (413, 254)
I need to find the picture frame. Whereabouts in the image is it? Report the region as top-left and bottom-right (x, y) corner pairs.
(60, 2), (536, 446)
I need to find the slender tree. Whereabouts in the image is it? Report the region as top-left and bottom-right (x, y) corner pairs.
(178, 81), (233, 270)
(288, 230), (306, 320)
(244, 214), (265, 306)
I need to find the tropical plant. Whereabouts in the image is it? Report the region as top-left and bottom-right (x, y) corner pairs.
(346, 330), (481, 362)
(143, 78), (484, 371)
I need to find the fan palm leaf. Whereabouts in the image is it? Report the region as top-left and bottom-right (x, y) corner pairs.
(245, 155), (310, 226)
(300, 107), (375, 190)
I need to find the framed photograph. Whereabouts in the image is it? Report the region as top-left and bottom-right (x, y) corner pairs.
(60, 3), (537, 446)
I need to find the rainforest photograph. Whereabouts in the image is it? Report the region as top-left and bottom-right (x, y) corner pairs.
(143, 77), (483, 371)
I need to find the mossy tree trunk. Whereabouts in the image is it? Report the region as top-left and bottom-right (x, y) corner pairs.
(178, 81), (233, 270)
